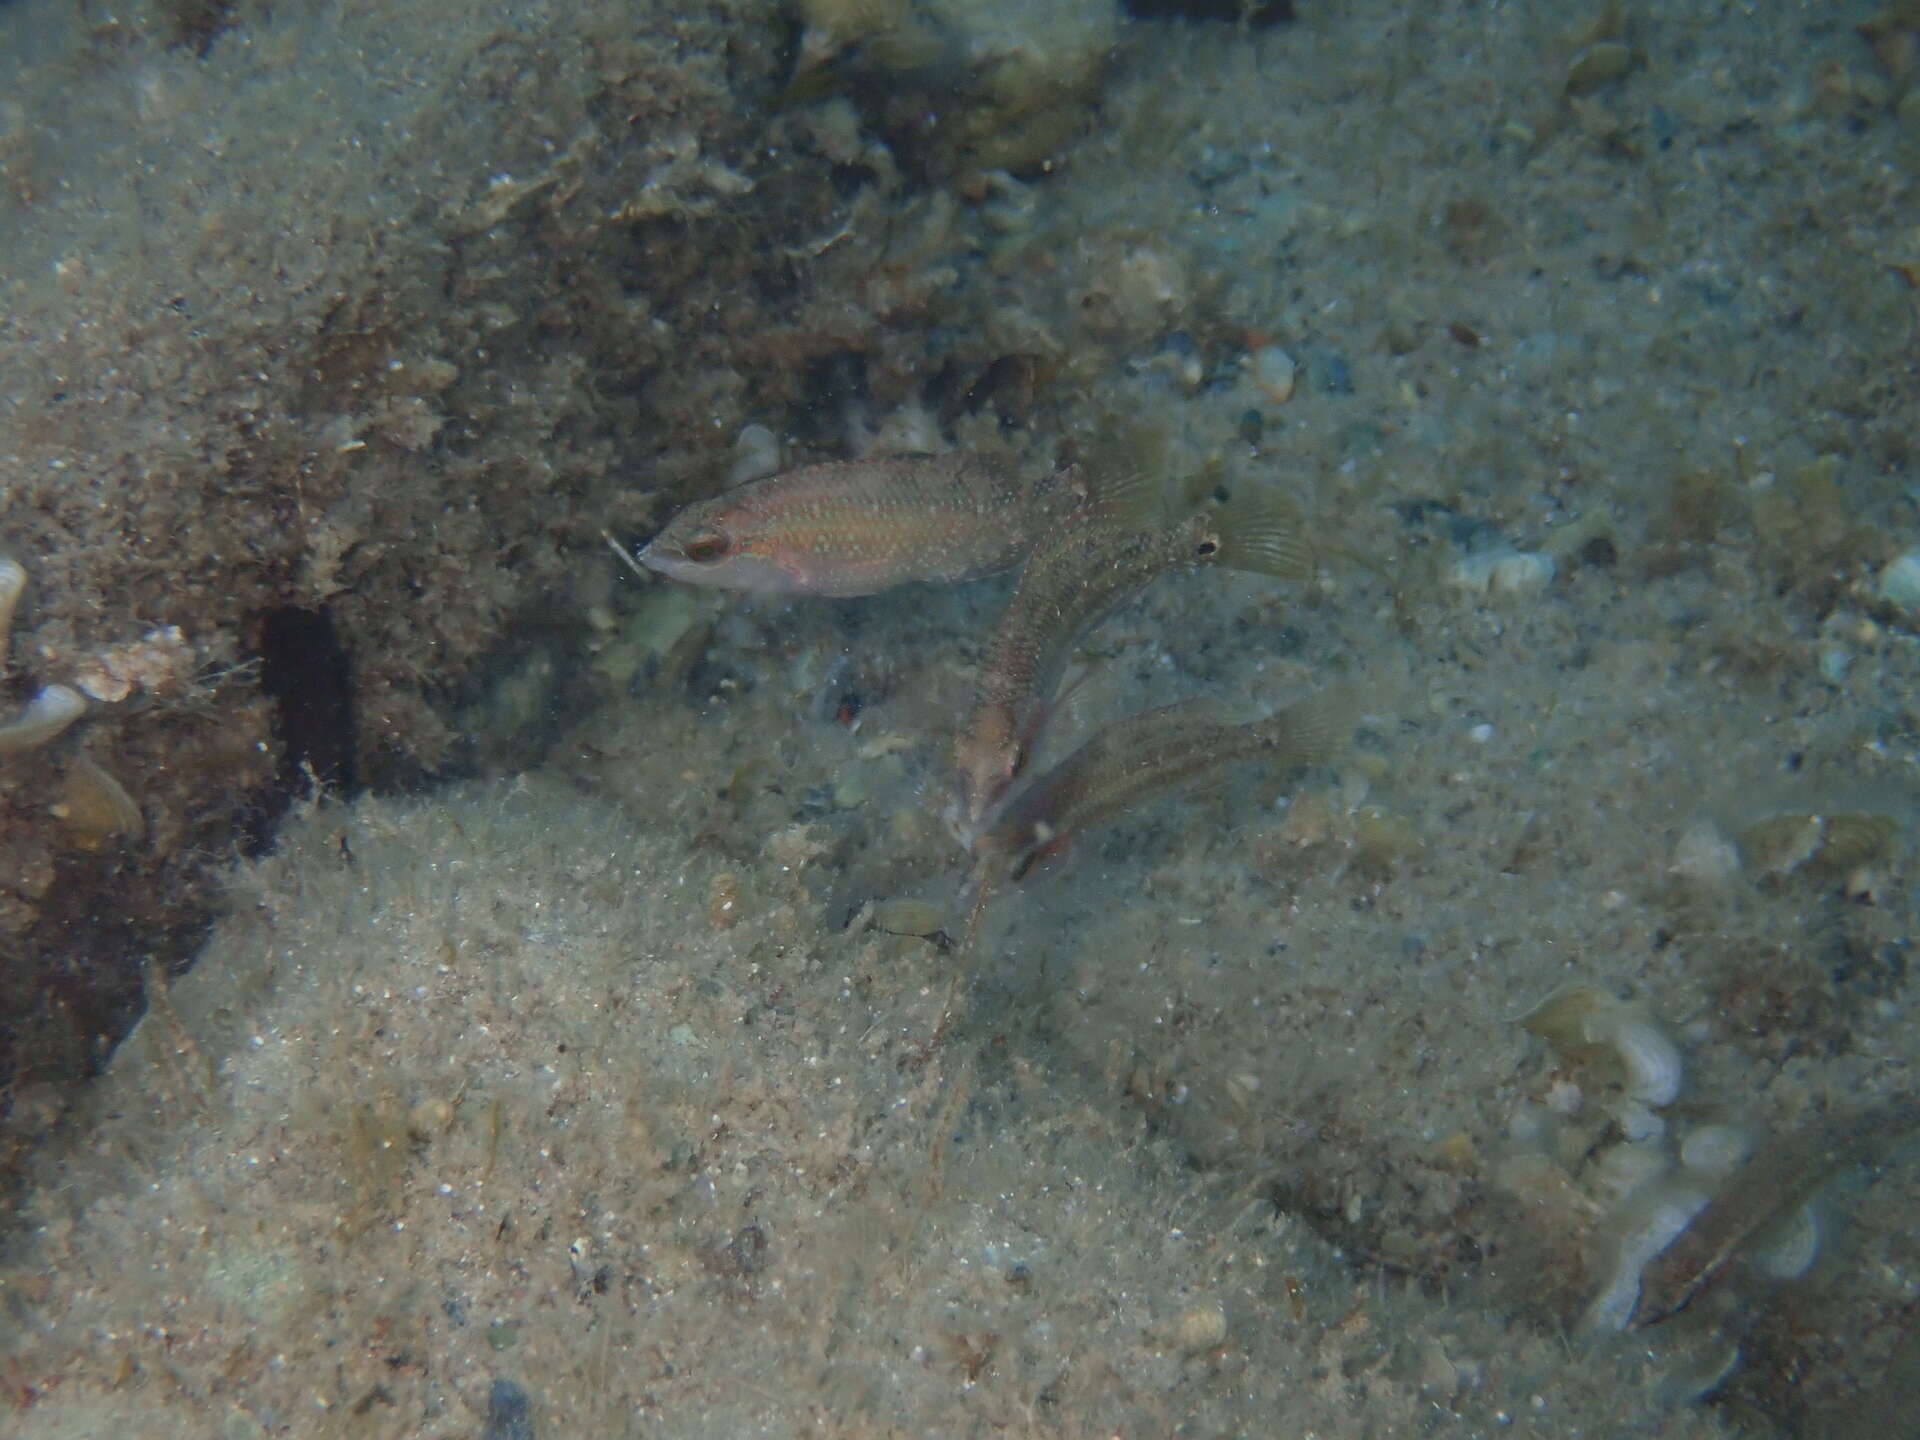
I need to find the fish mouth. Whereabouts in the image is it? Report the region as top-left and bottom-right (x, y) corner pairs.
(634, 539), (706, 581)
(628, 539), (799, 595)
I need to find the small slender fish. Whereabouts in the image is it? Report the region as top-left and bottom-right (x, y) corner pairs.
(949, 487), (1315, 836)
(972, 688), (1354, 882)
(1631, 1099), (1920, 1328)
(636, 452), (1090, 597)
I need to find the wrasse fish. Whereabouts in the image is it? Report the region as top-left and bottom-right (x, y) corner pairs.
(972, 688), (1354, 882)
(636, 452), (1091, 597)
(949, 488), (1317, 836)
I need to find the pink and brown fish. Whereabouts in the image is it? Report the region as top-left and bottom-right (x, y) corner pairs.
(634, 452), (1093, 597)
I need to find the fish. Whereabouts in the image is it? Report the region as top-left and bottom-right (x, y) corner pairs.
(949, 487), (1317, 836)
(971, 687), (1354, 882)
(634, 452), (1092, 597)
(1630, 1099), (1920, 1328)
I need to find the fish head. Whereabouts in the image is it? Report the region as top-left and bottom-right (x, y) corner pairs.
(949, 719), (1022, 841)
(1003, 818), (1073, 883)
(970, 793), (1075, 884)
(636, 504), (797, 593)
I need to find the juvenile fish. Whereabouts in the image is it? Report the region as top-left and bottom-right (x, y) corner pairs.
(973, 688), (1354, 881)
(1631, 1099), (1920, 1328)
(637, 453), (1089, 597)
(950, 488), (1316, 836)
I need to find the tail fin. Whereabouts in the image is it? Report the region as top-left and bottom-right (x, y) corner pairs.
(1078, 422), (1175, 529)
(1258, 686), (1357, 768)
(1211, 487), (1317, 581)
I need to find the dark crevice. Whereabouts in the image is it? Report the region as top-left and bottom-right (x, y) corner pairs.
(248, 605), (358, 849)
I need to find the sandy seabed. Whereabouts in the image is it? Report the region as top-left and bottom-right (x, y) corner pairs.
(3, 0), (1919, 1434)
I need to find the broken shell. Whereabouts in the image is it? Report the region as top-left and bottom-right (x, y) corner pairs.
(1445, 549), (1555, 598)
(728, 423), (782, 486)
(1519, 984), (1682, 1107)
(1737, 812), (1825, 877)
(0, 555), (24, 667)
(1605, 1014), (1683, 1107)
(1738, 810), (1897, 880)
(1586, 1181), (1713, 1333)
(1810, 813), (1898, 874)
(865, 898), (950, 943)
(1518, 983), (1619, 1058)
(0, 684), (86, 754)
(52, 754), (144, 849)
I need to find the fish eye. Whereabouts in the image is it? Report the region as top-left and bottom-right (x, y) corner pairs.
(1194, 537), (1220, 559)
(680, 531), (732, 565)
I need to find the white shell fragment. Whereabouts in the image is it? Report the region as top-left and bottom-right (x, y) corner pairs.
(0, 556), (24, 666)
(1671, 819), (1743, 890)
(1586, 1183), (1712, 1332)
(0, 684), (87, 755)
(1446, 549), (1556, 599)
(728, 423), (783, 486)
(1607, 1015), (1684, 1108)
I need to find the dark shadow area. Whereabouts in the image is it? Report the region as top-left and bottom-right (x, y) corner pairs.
(250, 604), (358, 842)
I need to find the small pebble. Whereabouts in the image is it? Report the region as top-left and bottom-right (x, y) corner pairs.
(1877, 548), (1920, 616)
(1249, 345), (1296, 404)
(1170, 1300), (1228, 1353)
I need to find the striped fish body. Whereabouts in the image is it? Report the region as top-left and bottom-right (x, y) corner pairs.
(952, 516), (1215, 831)
(976, 690), (1351, 881)
(638, 454), (1087, 597)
